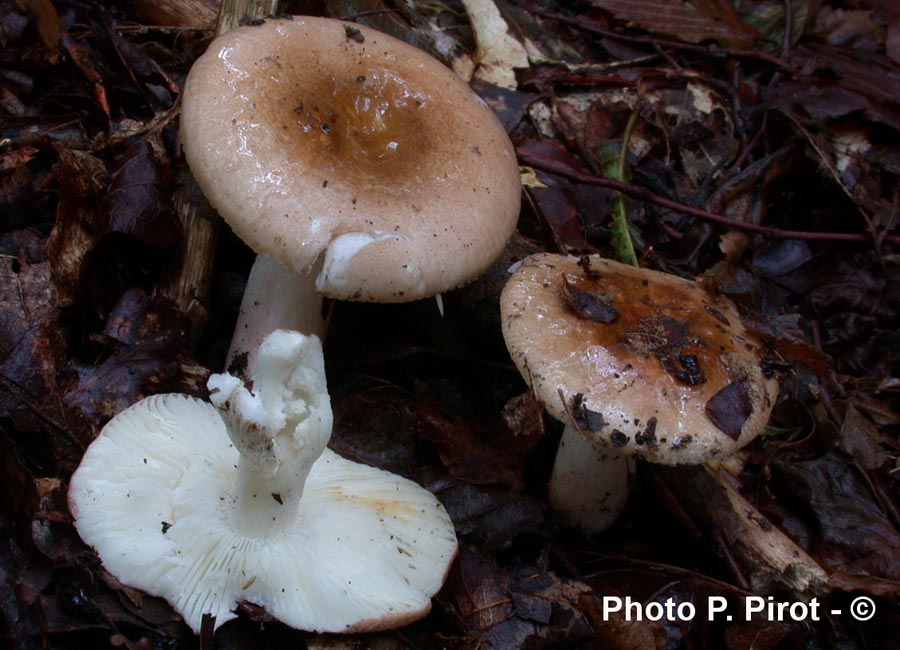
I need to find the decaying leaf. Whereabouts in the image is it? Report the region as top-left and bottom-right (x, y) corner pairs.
(705, 378), (753, 439)
(416, 380), (544, 490)
(0, 230), (68, 446)
(811, 6), (885, 52)
(19, 0), (61, 61)
(440, 480), (546, 551)
(568, 392), (608, 433)
(561, 275), (619, 323)
(770, 455), (900, 588)
(445, 549), (593, 647)
(62, 288), (194, 439)
(100, 140), (179, 246)
(593, 0), (762, 47)
(837, 402), (891, 470)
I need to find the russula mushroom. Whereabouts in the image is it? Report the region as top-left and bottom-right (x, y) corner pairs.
(180, 16), (521, 373)
(68, 330), (457, 633)
(500, 253), (779, 534)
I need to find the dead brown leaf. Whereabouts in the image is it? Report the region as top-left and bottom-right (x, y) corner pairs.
(101, 140), (179, 246)
(416, 380), (544, 490)
(593, 0), (761, 47)
(837, 402), (892, 470)
(62, 288), (192, 439)
(770, 454), (900, 588)
(0, 146), (38, 173)
(812, 6), (885, 53)
(0, 230), (68, 445)
(444, 549), (592, 648)
(18, 0), (61, 61)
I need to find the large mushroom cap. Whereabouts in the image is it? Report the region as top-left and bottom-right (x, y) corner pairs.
(181, 16), (521, 302)
(501, 254), (779, 464)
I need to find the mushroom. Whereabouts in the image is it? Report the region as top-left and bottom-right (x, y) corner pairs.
(68, 330), (458, 633)
(500, 253), (779, 534)
(180, 16), (521, 374)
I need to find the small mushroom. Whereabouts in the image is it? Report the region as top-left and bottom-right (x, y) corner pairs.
(68, 330), (457, 633)
(500, 254), (779, 534)
(180, 16), (521, 374)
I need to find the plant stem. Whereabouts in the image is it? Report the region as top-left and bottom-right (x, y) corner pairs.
(520, 152), (900, 247)
(606, 111), (639, 267)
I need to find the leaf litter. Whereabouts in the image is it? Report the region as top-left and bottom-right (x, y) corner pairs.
(1, 0), (899, 648)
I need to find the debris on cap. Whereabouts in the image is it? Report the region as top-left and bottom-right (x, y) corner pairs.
(181, 16), (521, 303)
(501, 253), (780, 465)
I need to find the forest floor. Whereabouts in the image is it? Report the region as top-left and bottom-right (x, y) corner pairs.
(1, 0), (898, 648)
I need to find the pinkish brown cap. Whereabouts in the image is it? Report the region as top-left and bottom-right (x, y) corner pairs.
(181, 16), (520, 302)
(501, 254), (779, 464)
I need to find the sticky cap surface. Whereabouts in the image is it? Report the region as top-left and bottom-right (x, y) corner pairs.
(181, 16), (520, 301)
(501, 254), (779, 464)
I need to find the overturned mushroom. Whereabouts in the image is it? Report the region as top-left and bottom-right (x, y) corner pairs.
(501, 254), (779, 534)
(180, 16), (521, 374)
(68, 330), (457, 633)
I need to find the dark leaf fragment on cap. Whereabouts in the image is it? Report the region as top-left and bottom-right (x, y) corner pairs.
(561, 277), (619, 323)
(675, 354), (705, 386)
(569, 393), (606, 432)
(609, 430), (629, 447)
(344, 26), (364, 43)
(705, 378), (753, 439)
(634, 417), (658, 447)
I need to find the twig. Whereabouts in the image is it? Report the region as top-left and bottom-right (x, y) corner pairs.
(540, 12), (796, 74)
(340, 9), (402, 21)
(158, 168), (219, 346)
(713, 528), (752, 591)
(731, 112), (768, 173)
(782, 0), (794, 59)
(582, 552), (758, 596)
(519, 152), (900, 247)
(655, 464), (828, 594)
(0, 374), (84, 450)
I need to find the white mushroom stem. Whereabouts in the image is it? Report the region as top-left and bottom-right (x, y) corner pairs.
(210, 330), (332, 535)
(226, 255), (327, 379)
(548, 423), (635, 535)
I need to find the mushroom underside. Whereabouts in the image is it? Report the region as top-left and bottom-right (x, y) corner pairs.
(68, 394), (457, 634)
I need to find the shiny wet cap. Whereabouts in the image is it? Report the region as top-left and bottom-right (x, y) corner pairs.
(501, 254), (779, 464)
(181, 16), (520, 302)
